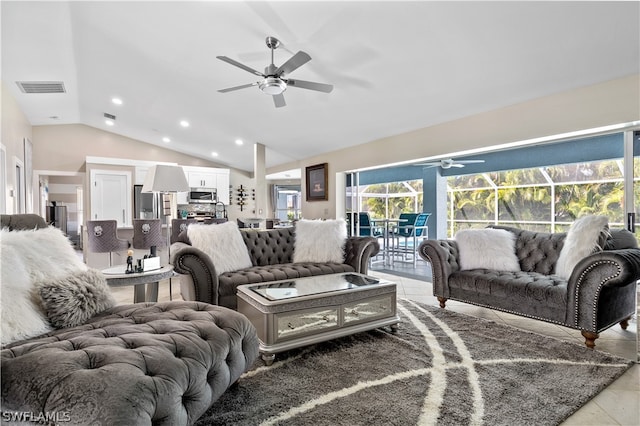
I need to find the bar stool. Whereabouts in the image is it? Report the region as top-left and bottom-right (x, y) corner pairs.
(132, 219), (165, 255)
(85, 220), (130, 266)
(171, 219), (197, 244)
(133, 219), (168, 299)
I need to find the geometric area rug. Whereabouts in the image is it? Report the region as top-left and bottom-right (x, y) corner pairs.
(196, 299), (633, 426)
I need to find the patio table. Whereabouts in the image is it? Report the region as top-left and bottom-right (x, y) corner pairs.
(370, 218), (407, 266)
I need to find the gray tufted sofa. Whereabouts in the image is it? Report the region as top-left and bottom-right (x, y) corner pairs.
(171, 227), (380, 310)
(1, 214), (259, 425)
(419, 225), (640, 348)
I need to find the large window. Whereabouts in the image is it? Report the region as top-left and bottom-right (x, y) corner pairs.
(346, 180), (423, 218)
(273, 185), (301, 221)
(448, 159), (629, 236)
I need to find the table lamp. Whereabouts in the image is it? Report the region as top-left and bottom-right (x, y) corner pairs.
(141, 164), (189, 300)
(141, 164), (189, 250)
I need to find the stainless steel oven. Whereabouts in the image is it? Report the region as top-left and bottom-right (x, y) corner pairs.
(187, 188), (216, 204)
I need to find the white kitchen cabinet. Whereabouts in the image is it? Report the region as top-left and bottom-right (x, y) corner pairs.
(187, 171), (216, 188)
(181, 166), (230, 205)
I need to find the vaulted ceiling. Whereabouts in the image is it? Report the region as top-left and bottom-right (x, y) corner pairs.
(2, 1), (639, 173)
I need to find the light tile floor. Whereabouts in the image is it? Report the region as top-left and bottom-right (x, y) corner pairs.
(108, 267), (639, 426)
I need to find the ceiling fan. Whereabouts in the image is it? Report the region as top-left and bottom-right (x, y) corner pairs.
(414, 159), (485, 169)
(216, 36), (334, 108)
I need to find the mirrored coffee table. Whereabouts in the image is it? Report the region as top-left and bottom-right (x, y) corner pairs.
(237, 272), (400, 365)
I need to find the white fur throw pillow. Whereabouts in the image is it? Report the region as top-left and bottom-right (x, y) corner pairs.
(1, 227), (87, 345)
(36, 268), (116, 329)
(187, 222), (252, 275)
(555, 215), (609, 280)
(293, 219), (347, 264)
(455, 228), (521, 272)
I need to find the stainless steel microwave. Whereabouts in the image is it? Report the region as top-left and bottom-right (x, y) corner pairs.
(188, 188), (216, 204)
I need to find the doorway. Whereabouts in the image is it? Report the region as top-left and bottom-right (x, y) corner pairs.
(272, 185), (301, 221)
(13, 157), (25, 213)
(90, 169), (132, 226)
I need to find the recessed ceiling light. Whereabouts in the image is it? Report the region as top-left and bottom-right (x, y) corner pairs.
(105, 119), (115, 126)
(180, 120), (190, 128)
(235, 139), (244, 146)
(111, 97), (123, 105)
(162, 137), (171, 143)
(211, 152), (219, 157)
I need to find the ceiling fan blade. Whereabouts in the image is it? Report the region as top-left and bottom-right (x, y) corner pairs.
(275, 51), (311, 76)
(217, 82), (258, 93)
(413, 163), (440, 167)
(273, 93), (286, 108)
(287, 79), (334, 93)
(450, 163), (466, 168)
(458, 160), (485, 164)
(216, 56), (265, 77)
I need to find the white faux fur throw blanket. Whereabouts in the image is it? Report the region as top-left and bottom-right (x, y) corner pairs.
(1, 227), (87, 345)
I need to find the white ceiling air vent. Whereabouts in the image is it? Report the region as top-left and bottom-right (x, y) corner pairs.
(16, 81), (66, 94)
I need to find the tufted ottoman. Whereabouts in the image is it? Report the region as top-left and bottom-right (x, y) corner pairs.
(1, 301), (259, 425)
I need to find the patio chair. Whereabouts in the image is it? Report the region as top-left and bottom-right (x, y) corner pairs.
(359, 212), (386, 265)
(391, 212), (430, 266)
(358, 212), (384, 238)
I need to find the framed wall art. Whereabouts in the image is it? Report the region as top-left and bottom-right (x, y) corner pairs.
(305, 163), (328, 201)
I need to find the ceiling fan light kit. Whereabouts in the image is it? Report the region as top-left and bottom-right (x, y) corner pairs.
(414, 159), (486, 169)
(217, 36), (333, 108)
(259, 77), (286, 95)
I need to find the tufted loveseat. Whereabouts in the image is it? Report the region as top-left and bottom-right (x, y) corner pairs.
(1, 214), (259, 425)
(419, 225), (640, 348)
(171, 227), (380, 310)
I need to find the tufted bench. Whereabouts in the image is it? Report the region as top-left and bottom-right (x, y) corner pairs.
(1, 301), (259, 425)
(171, 227), (380, 309)
(419, 226), (640, 348)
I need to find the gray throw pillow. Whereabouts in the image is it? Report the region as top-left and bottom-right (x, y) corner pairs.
(604, 229), (638, 250)
(36, 268), (117, 329)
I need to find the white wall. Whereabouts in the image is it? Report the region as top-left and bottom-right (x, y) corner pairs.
(1, 82), (33, 214)
(31, 123), (223, 173)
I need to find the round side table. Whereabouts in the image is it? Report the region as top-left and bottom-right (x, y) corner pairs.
(102, 264), (174, 303)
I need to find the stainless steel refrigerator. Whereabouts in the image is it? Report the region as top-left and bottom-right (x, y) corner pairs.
(47, 204), (68, 235)
(133, 185), (167, 224)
